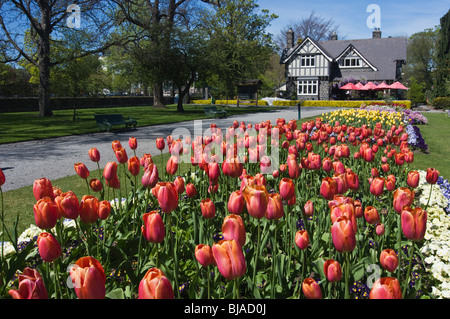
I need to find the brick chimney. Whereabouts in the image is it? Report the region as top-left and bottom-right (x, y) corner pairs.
(331, 31), (338, 40)
(373, 28), (382, 39)
(286, 28), (294, 48)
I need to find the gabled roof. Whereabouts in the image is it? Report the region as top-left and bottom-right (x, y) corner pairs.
(335, 44), (378, 71)
(280, 36), (333, 64)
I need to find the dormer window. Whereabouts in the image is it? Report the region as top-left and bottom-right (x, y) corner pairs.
(340, 57), (362, 67)
(301, 55), (315, 67)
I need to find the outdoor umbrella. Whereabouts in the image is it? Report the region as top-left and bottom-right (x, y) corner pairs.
(374, 82), (391, 90)
(340, 83), (360, 90)
(355, 82), (365, 89)
(389, 81), (409, 90)
(360, 82), (377, 90)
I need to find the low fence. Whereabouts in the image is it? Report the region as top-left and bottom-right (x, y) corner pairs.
(0, 96), (174, 113)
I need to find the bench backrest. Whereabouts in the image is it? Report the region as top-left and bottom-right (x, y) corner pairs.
(204, 106), (218, 112)
(94, 114), (125, 123)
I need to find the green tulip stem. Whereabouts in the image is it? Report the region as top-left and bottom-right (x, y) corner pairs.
(397, 214), (402, 281)
(253, 218), (261, 285)
(234, 278), (240, 299)
(402, 243), (415, 299)
(344, 252), (351, 299)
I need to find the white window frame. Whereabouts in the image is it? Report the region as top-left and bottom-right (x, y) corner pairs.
(298, 80), (318, 95)
(301, 55), (315, 67)
(340, 57), (362, 68)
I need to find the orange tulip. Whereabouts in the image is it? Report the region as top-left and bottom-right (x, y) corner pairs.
(8, 267), (48, 299)
(392, 187), (415, 214)
(89, 178), (103, 193)
(98, 200), (111, 220)
(128, 137), (137, 150)
(331, 216), (356, 253)
(138, 268), (174, 299)
(88, 147), (100, 162)
(195, 244), (216, 267)
(332, 173), (348, 195)
(324, 259), (342, 283)
(369, 177), (385, 197)
(380, 249), (399, 273)
(222, 214), (246, 247)
(54, 191), (80, 220)
(33, 197), (58, 230)
(37, 232), (62, 262)
(302, 278), (322, 299)
(70, 256), (106, 299)
(279, 178), (295, 201)
(33, 178), (54, 201)
(295, 230), (309, 250)
(369, 277), (402, 299)
(127, 156), (140, 176)
(142, 211), (165, 243)
(401, 206), (427, 241)
(227, 190), (244, 215)
(406, 170), (420, 188)
(74, 163), (90, 180)
(114, 147), (128, 164)
(242, 185), (269, 219)
(200, 198), (216, 219)
(153, 182), (178, 213)
(111, 140), (122, 151)
(320, 177), (338, 200)
(426, 168), (439, 184)
(212, 239), (246, 280)
(364, 206), (380, 225)
(156, 137), (165, 151)
(266, 193), (284, 220)
(345, 170), (359, 191)
(79, 195), (99, 224)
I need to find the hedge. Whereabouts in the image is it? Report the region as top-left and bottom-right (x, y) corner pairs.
(191, 100), (269, 106)
(432, 97), (450, 109)
(299, 100), (411, 109)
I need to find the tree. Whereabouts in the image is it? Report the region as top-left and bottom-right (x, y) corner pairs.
(407, 76), (426, 106)
(435, 9), (450, 97)
(275, 11), (340, 51)
(200, 0), (277, 99)
(0, 0), (121, 116)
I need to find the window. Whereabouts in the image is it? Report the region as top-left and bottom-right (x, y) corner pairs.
(301, 55), (315, 67)
(298, 80), (318, 95)
(340, 57), (362, 67)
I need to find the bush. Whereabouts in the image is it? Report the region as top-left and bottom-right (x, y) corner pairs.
(432, 97), (450, 109)
(299, 100), (411, 109)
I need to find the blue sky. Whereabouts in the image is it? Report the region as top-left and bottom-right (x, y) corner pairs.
(258, 0), (449, 39)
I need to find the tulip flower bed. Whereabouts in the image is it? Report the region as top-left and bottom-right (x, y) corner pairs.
(1, 108), (449, 300)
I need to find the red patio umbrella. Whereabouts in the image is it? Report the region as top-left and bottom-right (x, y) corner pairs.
(374, 82), (391, 90)
(355, 82), (365, 89)
(389, 81), (409, 90)
(340, 83), (360, 90)
(360, 82), (377, 90)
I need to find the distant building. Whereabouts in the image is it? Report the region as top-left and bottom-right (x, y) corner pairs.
(280, 29), (407, 100)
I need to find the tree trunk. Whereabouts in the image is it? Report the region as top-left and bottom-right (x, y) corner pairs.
(38, 0), (53, 117)
(153, 82), (166, 108)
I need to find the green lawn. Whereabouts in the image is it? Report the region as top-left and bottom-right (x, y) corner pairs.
(0, 104), (284, 144)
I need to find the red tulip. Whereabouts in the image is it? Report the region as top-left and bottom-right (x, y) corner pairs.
(33, 197), (58, 230)
(33, 178), (54, 201)
(156, 137), (165, 151)
(320, 177), (338, 200)
(106, 174), (120, 189)
(111, 140), (122, 151)
(303, 200), (314, 217)
(279, 178), (295, 201)
(142, 211), (165, 243)
(173, 176), (185, 195)
(369, 177), (385, 197)
(393, 187), (415, 214)
(331, 216), (356, 253)
(128, 137), (137, 150)
(0, 168), (5, 186)
(426, 168), (439, 184)
(127, 156), (141, 176)
(37, 232), (62, 262)
(242, 185), (269, 219)
(89, 178), (103, 193)
(332, 173), (348, 194)
(79, 195), (99, 224)
(302, 278), (322, 299)
(407, 170), (420, 188)
(322, 157), (332, 172)
(287, 154), (300, 179)
(385, 174), (396, 192)
(88, 147), (100, 162)
(212, 239), (246, 280)
(195, 244), (216, 267)
(364, 206), (380, 225)
(222, 214), (246, 247)
(227, 190), (245, 215)
(166, 155), (179, 175)
(114, 147), (128, 164)
(200, 198), (216, 219)
(153, 182), (178, 213)
(141, 163), (159, 189)
(295, 230), (309, 250)
(70, 256), (106, 299)
(370, 277), (402, 299)
(98, 200), (111, 220)
(266, 193), (284, 220)
(103, 162), (118, 181)
(8, 267), (48, 299)
(394, 152), (405, 166)
(380, 249), (399, 273)
(222, 157), (243, 178)
(401, 206), (427, 241)
(74, 163), (90, 180)
(54, 191), (80, 220)
(324, 259), (342, 282)
(139, 268), (174, 299)
(186, 183), (197, 198)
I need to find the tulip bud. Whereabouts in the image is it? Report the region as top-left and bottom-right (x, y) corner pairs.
(79, 195), (99, 224)
(127, 156), (141, 176)
(227, 190), (244, 215)
(156, 137), (165, 151)
(128, 137), (137, 150)
(380, 249), (399, 273)
(142, 211), (165, 243)
(222, 214), (246, 247)
(195, 244), (216, 267)
(153, 182), (178, 213)
(425, 168), (439, 184)
(401, 206), (427, 241)
(369, 177), (385, 197)
(8, 267), (48, 299)
(141, 163), (159, 189)
(186, 183), (197, 198)
(393, 187), (415, 214)
(33, 178), (54, 201)
(98, 200), (111, 220)
(88, 147), (100, 162)
(242, 185), (269, 219)
(212, 239), (246, 280)
(376, 223), (385, 236)
(166, 155), (179, 175)
(370, 277), (402, 299)
(89, 178), (103, 193)
(200, 198), (216, 219)
(295, 230), (309, 250)
(74, 163), (90, 180)
(139, 268), (174, 299)
(364, 206), (380, 225)
(173, 176), (185, 195)
(320, 177), (338, 200)
(302, 278), (322, 299)
(37, 232), (62, 262)
(406, 170), (420, 188)
(114, 147), (128, 164)
(54, 191), (80, 220)
(103, 162), (118, 181)
(279, 178), (295, 201)
(303, 200), (314, 217)
(33, 197), (58, 230)
(324, 259), (342, 282)
(0, 168), (5, 186)
(331, 216), (356, 253)
(70, 257), (106, 299)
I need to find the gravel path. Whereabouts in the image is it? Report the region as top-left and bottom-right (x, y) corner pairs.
(1, 107), (341, 192)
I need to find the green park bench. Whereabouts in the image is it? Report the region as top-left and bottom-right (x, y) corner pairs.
(204, 106), (227, 118)
(94, 114), (137, 132)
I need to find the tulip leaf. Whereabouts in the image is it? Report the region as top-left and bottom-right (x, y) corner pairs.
(106, 288), (125, 299)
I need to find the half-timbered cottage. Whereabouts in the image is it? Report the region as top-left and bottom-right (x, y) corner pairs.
(280, 29), (407, 100)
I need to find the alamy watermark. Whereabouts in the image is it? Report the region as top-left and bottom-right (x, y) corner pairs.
(366, 4), (381, 30)
(66, 4), (81, 29)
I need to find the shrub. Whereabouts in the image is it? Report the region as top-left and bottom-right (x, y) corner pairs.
(299, 100), (411, 109)
(432, 97), (450, 109)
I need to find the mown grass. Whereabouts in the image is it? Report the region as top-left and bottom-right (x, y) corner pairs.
(1, 112), (449, 237)
(0, 104), (283, 144)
